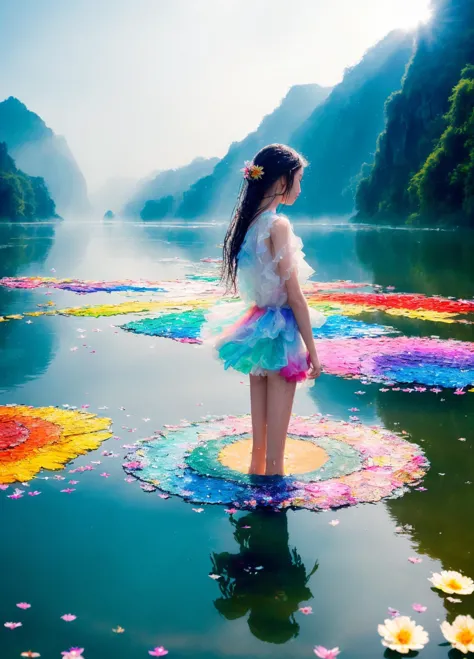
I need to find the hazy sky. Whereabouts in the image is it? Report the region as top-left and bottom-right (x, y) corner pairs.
(0, 0), (431, 192)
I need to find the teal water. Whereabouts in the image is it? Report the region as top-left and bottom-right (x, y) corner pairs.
(1, 220), (474, 659)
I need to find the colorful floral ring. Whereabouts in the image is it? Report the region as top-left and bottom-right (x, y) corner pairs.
(123, 414), (429, 511)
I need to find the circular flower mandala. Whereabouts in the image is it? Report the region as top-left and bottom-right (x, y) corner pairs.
(0, 405), (112, 484)
(123, 415), (428, 511)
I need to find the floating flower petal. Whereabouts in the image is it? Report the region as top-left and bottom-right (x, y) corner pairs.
(0, 406), (112, 484)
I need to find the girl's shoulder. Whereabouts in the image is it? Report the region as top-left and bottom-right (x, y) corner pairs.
(256, 209), (291, 229)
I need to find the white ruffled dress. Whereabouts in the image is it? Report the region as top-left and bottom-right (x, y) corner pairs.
(206, 211), (326, 382)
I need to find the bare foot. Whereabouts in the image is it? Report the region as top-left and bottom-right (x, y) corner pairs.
(249, 458), (266, 475)
(266, 460), (285, 476)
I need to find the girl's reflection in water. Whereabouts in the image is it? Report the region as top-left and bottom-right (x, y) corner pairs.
(210, 510), (318, 644)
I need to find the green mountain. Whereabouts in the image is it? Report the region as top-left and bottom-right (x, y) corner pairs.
(0, 97), (89, 216)
(356, 0), (474, 225)
(0, 142), (57, 220)
(146, 84), (331, 221)
(123, 156), (219, 218)
(291, 30), (414, 217)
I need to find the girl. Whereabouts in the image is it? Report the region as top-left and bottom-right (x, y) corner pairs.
(207, 144), (325, 476)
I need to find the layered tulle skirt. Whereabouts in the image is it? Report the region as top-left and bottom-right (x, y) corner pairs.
(203, 301), (325, 383)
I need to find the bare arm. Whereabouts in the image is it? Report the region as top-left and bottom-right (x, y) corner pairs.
(271, 219), (322, 378)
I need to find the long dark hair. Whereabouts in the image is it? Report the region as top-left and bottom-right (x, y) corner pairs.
(221, 143), (307, 291)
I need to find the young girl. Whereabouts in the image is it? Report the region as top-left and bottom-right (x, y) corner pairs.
(207, 144), (325, 477)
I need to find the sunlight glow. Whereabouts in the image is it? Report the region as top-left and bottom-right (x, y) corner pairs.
(393, 2), (432, 29)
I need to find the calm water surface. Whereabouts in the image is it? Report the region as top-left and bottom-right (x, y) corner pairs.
(0, 219), (473, 658)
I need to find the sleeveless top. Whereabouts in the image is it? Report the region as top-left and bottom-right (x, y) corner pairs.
(237, 210), (315, 308)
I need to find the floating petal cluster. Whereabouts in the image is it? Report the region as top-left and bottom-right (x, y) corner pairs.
(123, 414), (428, 510)
(316, 336), (474, 388)
(121, 310), (395, 343)
(0, 406), (112, 484)
(0, 276), (167, 294)
(307, 290), (474, 323)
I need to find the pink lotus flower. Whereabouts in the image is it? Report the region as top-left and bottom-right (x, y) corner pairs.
(388, 607), (400, 618)
(454, 388), (466, 395)
(408, 556), (422, 564)
(0, 484), (9, 490)
(148, 647), (168, 657)
(61, 648), (84, 659)
(159, 493), (170, 499)
(4, 622), (22, 629)
(314, 646), (340, 658)
(16, 602), (31, 609)
(349, 407), (359, 412)
(28, 491), (41, 496)
(61, 488), (75, 493)
(100, 472), (110, 478)
(299, 606), (313, 615)
(69, 480), (79, 485)
(61, 614), (77, 622)
(7, 492), (23, 499)
(412, 603), (427, 613)
(431, 387), (442, 393)
(225, 508), (238, 514)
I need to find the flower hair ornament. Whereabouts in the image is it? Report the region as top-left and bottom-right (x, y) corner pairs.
(241, 160), (264, 181)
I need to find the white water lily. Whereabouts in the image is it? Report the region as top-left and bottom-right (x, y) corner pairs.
(441, 615), (474, 654)
(429, 570), (474, 595)
(378, 616), (429, 654)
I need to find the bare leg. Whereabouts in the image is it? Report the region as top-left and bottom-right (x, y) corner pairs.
(266, 373), (296, 475)
(249, 374), (267, 475)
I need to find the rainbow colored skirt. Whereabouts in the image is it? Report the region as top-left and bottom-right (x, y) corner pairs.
(206, 303), (319, 383)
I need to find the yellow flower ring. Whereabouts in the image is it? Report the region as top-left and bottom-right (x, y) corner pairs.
(123, 414), (429, 510)
(0, 406), (112, 484)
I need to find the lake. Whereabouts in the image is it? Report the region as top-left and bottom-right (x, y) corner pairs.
(1, 218), (474, 659)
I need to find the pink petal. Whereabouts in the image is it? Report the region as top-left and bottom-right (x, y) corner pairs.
(16, 602), (31, 609)
(299, 606), (313, 615)
(412, 603), (427, 613)
(388, 607), (400, 617)
(314, 647), (340, 659)
(61, 614), (77, 622)
(4, 622), (22, 629)
(148, 647), (168, 657)
(408, 556), (422, 564)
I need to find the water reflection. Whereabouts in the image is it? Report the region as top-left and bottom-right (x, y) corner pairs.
(210, 510), (318, 644)
(0, 223), (58, 391)
(355, 227), (474, 298)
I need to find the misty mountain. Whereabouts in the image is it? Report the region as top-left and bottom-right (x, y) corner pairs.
(123, 156), (219, 218)
(291, 30), (414, 217)
(356, 0), (474, 226)
(0, 97), (89, 216)
(0, 141), (57, 220)
(90, 176), (139, 216)
(170, 84), (332, 220)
